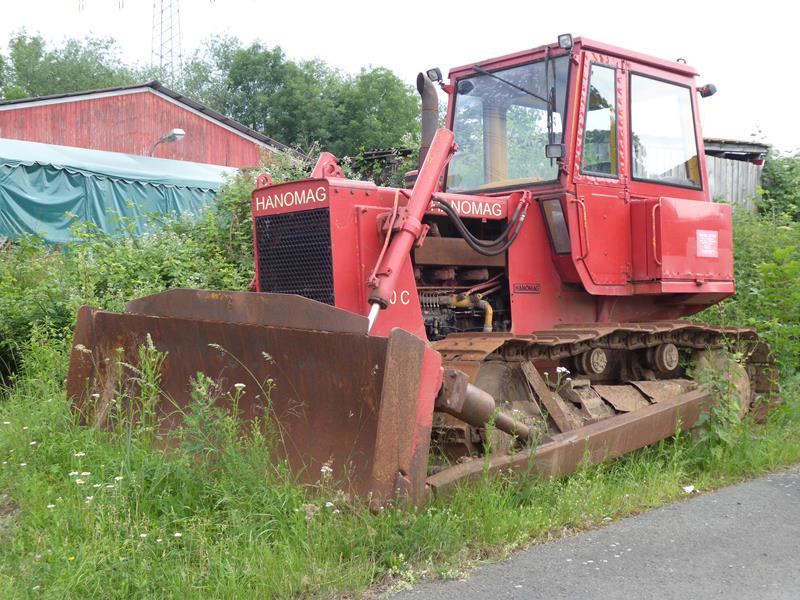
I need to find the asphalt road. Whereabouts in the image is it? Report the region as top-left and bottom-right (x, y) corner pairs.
(393, 467), (800, 599)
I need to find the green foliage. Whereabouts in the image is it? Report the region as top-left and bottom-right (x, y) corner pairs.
(758, 151), (800, 219)
(1, 336), (798, 597)
(328, 67), (421, 157)
(698, 209), (800, 373)
(2, 31), (136, 99)
(0, 152), (310, 375)
(178, 37), (420, 156)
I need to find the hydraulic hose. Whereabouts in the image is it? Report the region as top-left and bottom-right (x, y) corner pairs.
(433, 198), (527, 256)
(434, 197), (525, 247)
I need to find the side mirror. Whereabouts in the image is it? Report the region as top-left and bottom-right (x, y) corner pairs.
(698, 83), (717, 98)
(426, 67), (443, 83)
(545, 143), (565, 159)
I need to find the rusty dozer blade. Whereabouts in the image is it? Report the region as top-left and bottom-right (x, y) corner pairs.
(67, 289), (442, 505)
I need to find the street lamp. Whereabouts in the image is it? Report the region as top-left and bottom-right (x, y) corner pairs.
(148, 128), (186, 156)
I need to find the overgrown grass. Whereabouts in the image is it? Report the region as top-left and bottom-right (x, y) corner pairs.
(1, 161), (800, 597)
(1, 334), (798, 598)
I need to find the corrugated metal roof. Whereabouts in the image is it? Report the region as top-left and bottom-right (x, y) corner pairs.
(703, 138), (770, 152)
(0, 137), (237, 189)
(0, 80), (293, 155)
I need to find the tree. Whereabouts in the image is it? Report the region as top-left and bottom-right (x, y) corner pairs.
(326, 67), (419, 157)
(2, 32), (135, 99)
(214, 41), (420, 157)
(177, 35), (240, 110)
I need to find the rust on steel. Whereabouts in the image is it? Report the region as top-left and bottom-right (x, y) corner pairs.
(593, 384), (651, 412)
(427, 387), (713, 495)
(520, 361), (583, 432)
(435, 369), (531, 442)
(125, 289), (369, 333)
(414, 237), (506, 267)
(434, 321), (776, 396)
(66, 292), (439, 504)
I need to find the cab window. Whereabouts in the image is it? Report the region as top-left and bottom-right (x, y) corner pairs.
(581, 64), (618, 177)
(630, 74), (701, 188)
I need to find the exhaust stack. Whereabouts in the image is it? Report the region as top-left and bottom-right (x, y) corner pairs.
(416, 72), (439, 170)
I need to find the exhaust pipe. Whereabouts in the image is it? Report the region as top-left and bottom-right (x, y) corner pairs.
(416, 72), (439, 170)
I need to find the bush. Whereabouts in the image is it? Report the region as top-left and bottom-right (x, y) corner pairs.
(0, 152), (311, 375)
(698, 209), (800, 373)
(758, 151), (800, 219)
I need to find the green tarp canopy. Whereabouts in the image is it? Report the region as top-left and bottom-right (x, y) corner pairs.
(0, 138), (237, 243)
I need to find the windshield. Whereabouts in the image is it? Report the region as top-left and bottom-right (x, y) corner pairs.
(447, 55), (570, 193)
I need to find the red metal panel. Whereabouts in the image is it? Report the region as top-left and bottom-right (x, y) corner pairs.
(0, 90), (266, 168)
(507, 192), (596, 334)
(657, 196), (734, 282)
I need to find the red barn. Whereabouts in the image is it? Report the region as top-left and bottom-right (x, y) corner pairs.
(0, 81), (288, 168)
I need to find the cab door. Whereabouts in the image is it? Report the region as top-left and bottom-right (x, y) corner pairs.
(625, 65), (710, 284)
(570, 53), (632, 295)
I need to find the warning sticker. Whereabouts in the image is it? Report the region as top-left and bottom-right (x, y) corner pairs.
(696, 230), (719, 258)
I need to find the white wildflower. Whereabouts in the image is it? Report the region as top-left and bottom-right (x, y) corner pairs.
(320, 465), (333, 475)
(84, 496), (93, 503)
(2, 421), (9, 425)
(80, 471), (91, 476)
(91, 393), (100, 399)
(234, 383), (246, 391)
(29, 441), (37, 446)
(69, 471), (79, 476)
(92, 484), (101, 488)
(75, 479), (85, 485)
(114, 476), (124, 482)
(139, 533), (148, 539)
(22, 426), (28, 430)
(105, 484), (115, 489)
(47, 504), (56, 509)
(173, 532), (182, 538)
(73, 452), (85, 457)
(556, 366), (570, 375)
(324, 501), (335, 508)
(156, 538), (163, 543)
(19, 463), (27, 467)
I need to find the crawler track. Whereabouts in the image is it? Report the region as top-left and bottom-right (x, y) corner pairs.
(430, 321), (779, 459)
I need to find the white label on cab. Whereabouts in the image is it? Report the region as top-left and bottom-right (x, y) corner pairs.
(696, 229), (719, 258)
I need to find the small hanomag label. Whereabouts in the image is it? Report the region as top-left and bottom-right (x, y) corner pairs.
(696, 229), (719, 258)
(513, 282), (541, 294)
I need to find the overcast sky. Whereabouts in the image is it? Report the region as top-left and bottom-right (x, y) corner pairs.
(1, 0), (796, 153)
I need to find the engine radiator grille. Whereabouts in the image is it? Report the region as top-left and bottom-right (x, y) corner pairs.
(254, 208), (334, 305)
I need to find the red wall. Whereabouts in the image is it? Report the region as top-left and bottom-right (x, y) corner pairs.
(0, 90), (266, 168)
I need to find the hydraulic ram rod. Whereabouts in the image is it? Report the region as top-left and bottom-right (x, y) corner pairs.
(367, 128), (456, 330)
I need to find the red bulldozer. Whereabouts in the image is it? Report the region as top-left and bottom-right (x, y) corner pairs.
(67, 35), (778, 505)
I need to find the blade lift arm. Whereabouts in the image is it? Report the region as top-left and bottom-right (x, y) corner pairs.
(366, 128), (457, 332)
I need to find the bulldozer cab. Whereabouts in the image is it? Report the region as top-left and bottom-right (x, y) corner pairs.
(443, 37), (733, 301)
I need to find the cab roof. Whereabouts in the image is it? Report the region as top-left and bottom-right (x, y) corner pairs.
(447, 37), (699, 80)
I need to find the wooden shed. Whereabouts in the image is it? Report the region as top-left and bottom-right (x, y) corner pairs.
(704, 138), (769, 208)
(0, 81), (288, 168)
